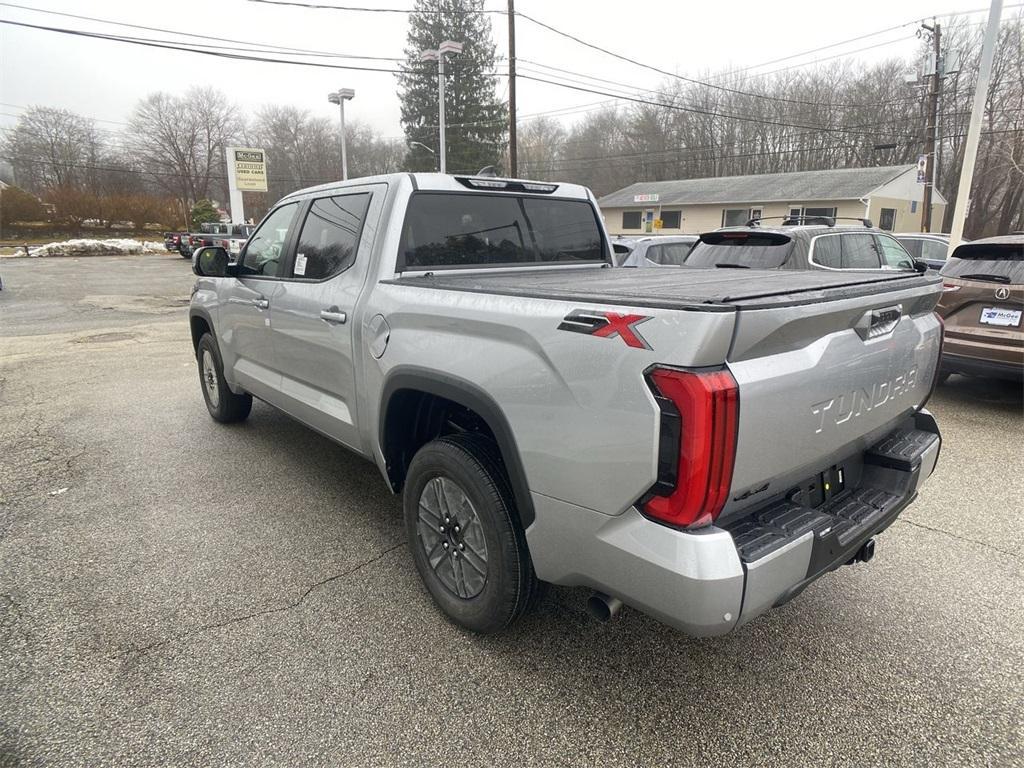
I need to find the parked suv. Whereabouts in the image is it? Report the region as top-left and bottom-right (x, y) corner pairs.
(936, 234), (1023, 381)
(188, 173), (942, 637)
(687, 218), (921, 273)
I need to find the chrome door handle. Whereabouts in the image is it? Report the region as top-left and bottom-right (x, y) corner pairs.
(320, 309), (347, 324)
(252, 299), (269, 309)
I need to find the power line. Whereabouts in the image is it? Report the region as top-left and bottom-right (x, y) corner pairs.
(516, 74), (902, 139)
(0, 18), (911, 140)
(247, 0), (503, 13)
(0, 2), (406, 60)
(0, 18), (411, 73)
(512, 10), (912, 109)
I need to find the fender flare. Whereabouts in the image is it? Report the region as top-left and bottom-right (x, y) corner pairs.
(189, 307), (215, 352)
(379, 367), (535, 528)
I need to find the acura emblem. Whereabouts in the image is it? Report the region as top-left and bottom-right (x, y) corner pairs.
(995, 286), (1010, 300)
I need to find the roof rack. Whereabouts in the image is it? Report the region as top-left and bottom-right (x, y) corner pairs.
(746, 215), (873, 228)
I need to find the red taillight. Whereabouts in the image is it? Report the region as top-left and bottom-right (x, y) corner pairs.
(942, 282), (961, 292)
(643, 367), (739, 529)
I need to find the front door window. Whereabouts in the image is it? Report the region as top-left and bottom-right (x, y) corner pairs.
(240, 202), (299, 277)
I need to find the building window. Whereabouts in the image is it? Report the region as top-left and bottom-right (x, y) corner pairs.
(879, 208), (896, 231)
(803, 207), (837, 219)
(622, 211), (642, 230)
(749, 207), (763, 222)
(660, 210), (682, 229)
(722, 208), (749, 227)
(788, 206), (837, 222)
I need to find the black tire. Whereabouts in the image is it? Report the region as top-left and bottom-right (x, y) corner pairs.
(196, 333), (252, 423)
(404, 433), (543, 633)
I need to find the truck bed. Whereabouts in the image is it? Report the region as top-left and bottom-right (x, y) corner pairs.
(388, 267), (942, 311)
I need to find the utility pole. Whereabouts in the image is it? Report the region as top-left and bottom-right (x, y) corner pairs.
(948, 0), (1004, 254)
(919, 20), (941, 233)
(507, 0), (518, 177)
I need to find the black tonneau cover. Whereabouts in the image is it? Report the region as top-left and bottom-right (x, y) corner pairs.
(387, 267), (941, 311)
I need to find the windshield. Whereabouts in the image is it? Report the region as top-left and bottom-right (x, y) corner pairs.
(941, 242), (1024, 284)
(401, 193), (607, 269)
(685, 232), (794, 269)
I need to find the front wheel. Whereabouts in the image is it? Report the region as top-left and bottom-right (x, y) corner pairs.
(196, 333), (252, 423)
(403, 434), (542, 634)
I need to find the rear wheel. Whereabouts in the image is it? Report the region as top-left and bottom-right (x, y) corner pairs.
(196, 333), (251, 423)
(404, 433), (542, 633)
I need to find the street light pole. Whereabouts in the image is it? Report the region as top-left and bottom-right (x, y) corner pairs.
(948, 0), (1003, 254)
(327, 88), (355, 180)
(421, 41), (462, 174)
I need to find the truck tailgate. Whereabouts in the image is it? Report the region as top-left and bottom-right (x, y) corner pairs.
(721, 278), (943, 520)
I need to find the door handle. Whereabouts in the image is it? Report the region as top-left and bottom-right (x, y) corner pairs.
(320, 309), (347, 324)
(252, 299), (269, 309)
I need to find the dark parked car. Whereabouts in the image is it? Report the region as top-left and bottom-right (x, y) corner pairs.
(935, 234), (1023, 382)
(895, 233), (958, 271)
(611, 235), (697, 267)
(686, 217), (921, 273)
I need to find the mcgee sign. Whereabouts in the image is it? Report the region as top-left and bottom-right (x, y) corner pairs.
(232, 148), (268, 192)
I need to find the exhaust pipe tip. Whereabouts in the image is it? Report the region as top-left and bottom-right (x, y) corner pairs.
(587, 591), (624, 622)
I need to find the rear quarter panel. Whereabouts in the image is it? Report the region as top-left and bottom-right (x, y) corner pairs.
(364, 281), (736, 516)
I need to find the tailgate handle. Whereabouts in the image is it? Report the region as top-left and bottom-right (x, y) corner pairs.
(856, 305), (902, 340)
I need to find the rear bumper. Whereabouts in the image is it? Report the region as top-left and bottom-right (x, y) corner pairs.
(941, 351), (1023, 381)
(526, 411), (941, 636)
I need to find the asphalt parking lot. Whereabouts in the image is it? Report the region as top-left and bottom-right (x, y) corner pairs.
(1, 252), (1021, 767)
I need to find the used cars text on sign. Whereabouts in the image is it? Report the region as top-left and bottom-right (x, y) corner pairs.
(231, 148), (268, 192)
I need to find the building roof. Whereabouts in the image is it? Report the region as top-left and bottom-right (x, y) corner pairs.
(597, 165), (916, 208)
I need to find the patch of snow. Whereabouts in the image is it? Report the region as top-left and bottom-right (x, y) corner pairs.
(27, 239), (163, 258)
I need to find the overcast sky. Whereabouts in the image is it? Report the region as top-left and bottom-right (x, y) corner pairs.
(0, 0), (997, 141)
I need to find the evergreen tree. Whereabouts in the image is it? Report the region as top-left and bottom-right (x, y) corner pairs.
(397, 0), (507, 174)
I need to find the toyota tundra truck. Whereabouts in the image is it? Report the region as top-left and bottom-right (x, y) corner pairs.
(188, 173), (943, 636)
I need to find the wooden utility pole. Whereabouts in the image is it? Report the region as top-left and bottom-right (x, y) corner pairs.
(507, 0), (518, 177)
(920, 20), (941, 232)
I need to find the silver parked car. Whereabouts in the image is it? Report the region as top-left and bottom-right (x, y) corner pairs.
(612, 235), (697, 267)
(894, 233), (959, 271)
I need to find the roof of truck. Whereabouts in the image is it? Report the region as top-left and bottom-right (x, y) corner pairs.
(280, 173), (594, 202)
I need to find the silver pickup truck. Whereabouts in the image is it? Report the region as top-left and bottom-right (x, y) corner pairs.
(188, 173), (943, 636)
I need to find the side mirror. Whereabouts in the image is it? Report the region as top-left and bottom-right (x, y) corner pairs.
(913, 259), (929, 274)
(193, 246), (230, 277)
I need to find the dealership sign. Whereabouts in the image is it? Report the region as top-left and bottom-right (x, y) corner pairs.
(231, 148), (268, 192)
(633, 193), (659, 203)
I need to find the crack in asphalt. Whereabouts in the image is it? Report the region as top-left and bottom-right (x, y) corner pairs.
(896, 518), (1018, 560)
(114, 540), (407, 661)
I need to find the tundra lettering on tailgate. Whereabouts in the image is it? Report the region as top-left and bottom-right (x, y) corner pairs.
(811, 368), (918, 434)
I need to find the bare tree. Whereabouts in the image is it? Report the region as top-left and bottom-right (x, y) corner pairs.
(0, 107), (102, 194)
(127, 87), (238, 223)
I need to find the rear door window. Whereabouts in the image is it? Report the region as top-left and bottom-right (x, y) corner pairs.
(920, 239), (948, 263)
(685, 232), (793, 268)
(840, 234), (880, 269)
(898, 238), (923, 258)
(811, 235), (842, 268)
(941, 242), (1024, 284)
(292, 193), (370, 279)
(401, 193), (606, 269)
(647, 242), (693, 266)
